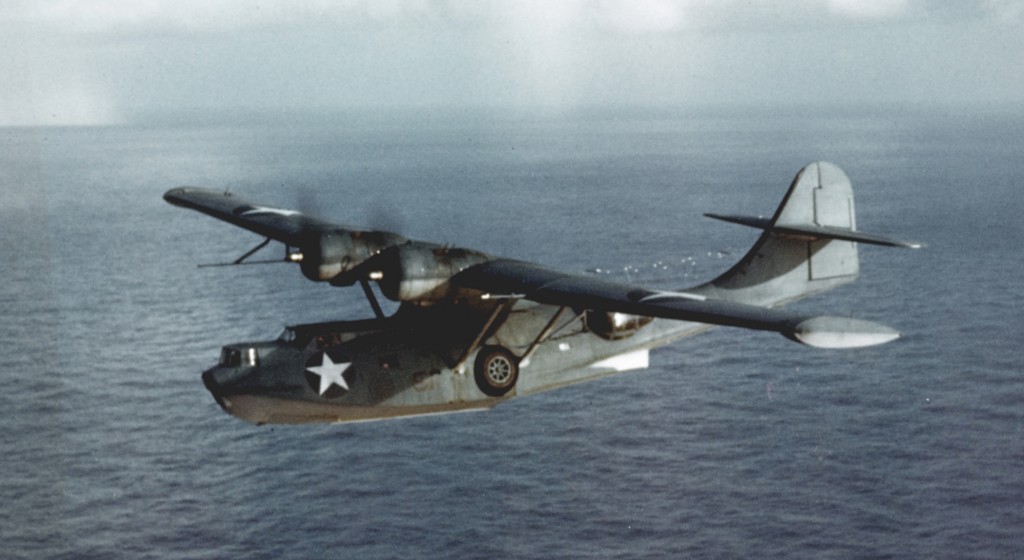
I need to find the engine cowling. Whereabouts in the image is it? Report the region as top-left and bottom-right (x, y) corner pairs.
(298, 229), (408, 282)
(584, 310), (654, 340)
(369, 243), (492, 304)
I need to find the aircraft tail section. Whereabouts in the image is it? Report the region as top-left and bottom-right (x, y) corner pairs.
(694, 161), (917, 307)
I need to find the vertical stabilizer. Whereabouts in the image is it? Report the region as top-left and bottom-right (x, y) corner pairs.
(694, 162), (860, 307)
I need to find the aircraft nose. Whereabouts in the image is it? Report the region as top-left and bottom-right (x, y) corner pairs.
(202, 365), (253, 408)
(202, 369), (229, 408)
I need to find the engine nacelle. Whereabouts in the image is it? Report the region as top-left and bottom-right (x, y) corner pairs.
(370, 243), (492, 304)
(299, 230), (408, 282)
(584, 310), (654, 340)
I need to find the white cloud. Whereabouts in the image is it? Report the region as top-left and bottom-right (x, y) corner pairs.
(826, 0), (910, 19)
(984, 0), (1024, 22)
(1, 0), (1021, 126)
(594, 0), (691, 32)
(4, 0), (929, 35)
(0, 76), (120, 127)
(14, 0), (384, 33)
(0, 25), (122, 126)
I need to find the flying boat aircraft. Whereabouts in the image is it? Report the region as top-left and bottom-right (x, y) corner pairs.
(165, 161), (919, 425)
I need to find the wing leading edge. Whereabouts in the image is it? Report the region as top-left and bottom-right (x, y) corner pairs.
(163, 187), (346, 246)
(453, 259), (900, 349)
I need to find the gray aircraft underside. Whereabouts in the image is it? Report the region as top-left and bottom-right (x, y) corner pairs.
(165, 161), (919, 425)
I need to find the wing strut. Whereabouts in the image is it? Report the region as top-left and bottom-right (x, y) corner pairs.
(359, 279), (385, 320)
(198, 237), (286, 268)
(520, 306), (570, 364)
(451, 300), (515, 374)
(232, 237), (272, 265)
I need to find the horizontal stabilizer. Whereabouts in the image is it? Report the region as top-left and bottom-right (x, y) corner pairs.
(705, 213), (922, 248)
(788, 316), (900, 349)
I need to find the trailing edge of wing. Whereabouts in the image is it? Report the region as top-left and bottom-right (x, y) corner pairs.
(164, 187), (348, 246)
(454, 259), (899, 348)
(704, 213), (923, 248)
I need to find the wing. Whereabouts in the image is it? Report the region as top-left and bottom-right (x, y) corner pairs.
(164, 187), (350, 246)
(454, 259), (899, 349)
(164, 187), (408, 281)
(166, 162), (914, 344)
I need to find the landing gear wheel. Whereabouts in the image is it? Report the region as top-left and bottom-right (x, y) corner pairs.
(474, 346), (519, 397)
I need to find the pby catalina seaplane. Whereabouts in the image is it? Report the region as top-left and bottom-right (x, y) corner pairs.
(165, 161), (919, 425)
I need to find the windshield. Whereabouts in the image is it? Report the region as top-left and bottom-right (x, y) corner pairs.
(219, 348), (240, 367)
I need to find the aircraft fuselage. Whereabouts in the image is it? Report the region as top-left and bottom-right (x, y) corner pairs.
(202, 300), (708, 424)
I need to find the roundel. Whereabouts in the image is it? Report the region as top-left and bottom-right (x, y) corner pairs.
(304, 349), (355, 399)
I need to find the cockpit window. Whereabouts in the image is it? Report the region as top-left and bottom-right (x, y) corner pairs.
(219, 347), (259, 367)
(219, 348), (241, 367)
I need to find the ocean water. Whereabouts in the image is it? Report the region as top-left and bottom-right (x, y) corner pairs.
(1, 107), (1022, 559)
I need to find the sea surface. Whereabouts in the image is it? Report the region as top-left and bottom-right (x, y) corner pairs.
(2, 106), (1022, 559)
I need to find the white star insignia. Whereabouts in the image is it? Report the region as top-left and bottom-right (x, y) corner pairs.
(637, 290), (706, 302)
(241, 205), (302, 217)
(306, 353), (353, 396)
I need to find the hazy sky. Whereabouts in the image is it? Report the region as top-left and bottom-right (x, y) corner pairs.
(2, 0), (1023, 125)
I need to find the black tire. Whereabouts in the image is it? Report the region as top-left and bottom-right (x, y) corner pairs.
(474, 346), (519, 397)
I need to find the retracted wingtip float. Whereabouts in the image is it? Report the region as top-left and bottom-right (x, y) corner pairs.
(166, 161), (920, 425)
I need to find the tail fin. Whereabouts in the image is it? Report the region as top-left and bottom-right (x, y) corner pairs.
(695, 161), (917, 307)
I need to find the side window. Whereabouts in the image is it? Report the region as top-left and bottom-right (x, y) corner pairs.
(278, 328), (297, 343)
(244, 347), (260, 367)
